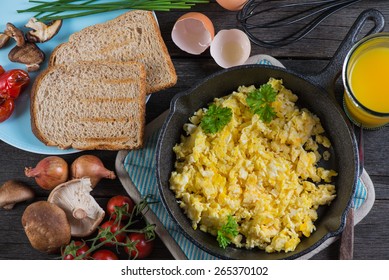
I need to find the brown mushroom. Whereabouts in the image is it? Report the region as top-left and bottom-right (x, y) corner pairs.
(0, 180), (34, 210)
(4, 23), (25, 47)
(0, 33), (10, 49)
(8, 42), (45, 72)
(25, 18), (62, 43)
(47, 177), (105, 237)
(22, 200), (71, 254)
(4, 22), (45, 72)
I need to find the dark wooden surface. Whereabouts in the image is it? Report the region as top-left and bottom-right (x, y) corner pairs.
(1, 1), (389, 260)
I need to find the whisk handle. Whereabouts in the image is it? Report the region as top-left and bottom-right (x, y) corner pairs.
(307, 8), (385, 93)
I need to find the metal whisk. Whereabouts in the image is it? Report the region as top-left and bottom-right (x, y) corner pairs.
(237, 0), (362, 48)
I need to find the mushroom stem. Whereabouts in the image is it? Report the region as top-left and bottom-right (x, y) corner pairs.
(73, 208), (87, 220)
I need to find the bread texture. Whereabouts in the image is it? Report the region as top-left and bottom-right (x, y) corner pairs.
(31, 61), (146, 150)
(49, 10), (177, 94)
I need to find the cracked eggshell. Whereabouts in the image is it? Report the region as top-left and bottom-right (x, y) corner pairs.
(171, 12), (215, 55)
(216, 0), (248, 11)
(210, 29), (251, 69)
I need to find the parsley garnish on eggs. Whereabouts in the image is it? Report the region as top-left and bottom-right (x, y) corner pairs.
(200, 104), (232, 134)
(217, 215), (239, 249)
(246, 83), (278, 123)
(200, 83), (278, 135)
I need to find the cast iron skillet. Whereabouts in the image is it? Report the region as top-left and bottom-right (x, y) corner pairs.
(156, 9), (385, 260)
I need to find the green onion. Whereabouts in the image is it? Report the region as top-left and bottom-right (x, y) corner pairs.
(17, 0), (210, 21)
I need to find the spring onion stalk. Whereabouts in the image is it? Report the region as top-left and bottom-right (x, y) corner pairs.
(17, 0), (210, 21)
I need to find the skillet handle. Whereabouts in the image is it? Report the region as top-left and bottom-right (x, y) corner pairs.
(307, 9), (385, 93)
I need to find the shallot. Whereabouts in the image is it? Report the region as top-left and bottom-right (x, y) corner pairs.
(25, 156), (69, 190)
(70, 155), (116, 188)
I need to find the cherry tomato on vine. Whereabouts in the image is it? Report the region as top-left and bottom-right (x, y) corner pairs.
(125, 232), (154, 259)
(62, 241), (90, 260)
(0, 98), (15, 123)
(91, 249), (118, 260)
(107, 195), (135, 220)
(98, 220), (126, 246)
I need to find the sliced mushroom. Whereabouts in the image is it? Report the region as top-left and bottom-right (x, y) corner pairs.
(22, 200), (71, 254)
(4, 23), (25, 47)
(0, 180), (34, 210)
(25, 18), (62, 43)
(8, 42), (45, 72)
(0, 33), (10, 49)
(48, 177), (105, 237)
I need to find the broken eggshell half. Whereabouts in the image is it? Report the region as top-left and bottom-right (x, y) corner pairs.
(210, 29), (251, 69)
(47, 177), (105, 238)
(171, 12), (215, 55)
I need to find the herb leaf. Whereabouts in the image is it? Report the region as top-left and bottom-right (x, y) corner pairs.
(246, 83), (278, 123)
(200, 104), (232, 134)
(217, 215), (239, 249)
(18, 0), (210, 21)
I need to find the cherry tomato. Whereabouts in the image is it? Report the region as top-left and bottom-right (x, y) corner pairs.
(62, 241), (90, 260)
(91, 249), (118, 260)
(0, 98), (15, 123)
(125, 232), (154, 259)
(107, 195), (135, 220)
(0, 66), (4, 76)
(98, 220), (126, 246)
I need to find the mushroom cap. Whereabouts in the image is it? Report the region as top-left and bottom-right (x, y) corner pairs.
(25, 18), (62, 43)
(0, 180), (35, 210)
(47, 177), (105, 237)
(21, 201), (71, 254)
(8, 42), (45, 67)
(4, 22), (25, 47)
(0, 33), (10, 48)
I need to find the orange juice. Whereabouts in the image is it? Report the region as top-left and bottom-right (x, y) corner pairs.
(343, 33), (389, 129)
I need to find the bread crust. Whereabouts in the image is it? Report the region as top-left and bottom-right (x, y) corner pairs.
(31, 61), (147, 151)
(30, 65), (55, 148)
(48, 10), (177, 94)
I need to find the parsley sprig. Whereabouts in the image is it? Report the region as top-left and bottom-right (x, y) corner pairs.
(217, 215), (239, 249)
(200, 104), (232, 134)
(246, 83), (278, 123)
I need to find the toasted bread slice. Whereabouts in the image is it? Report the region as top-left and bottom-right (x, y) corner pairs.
(31, 61), (146, 150)
(49, 10), (177, 94)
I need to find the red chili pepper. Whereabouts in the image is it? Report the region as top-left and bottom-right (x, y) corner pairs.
(0, 66), (30, 123)
(0, 68), (30, 100)
(0, 98), (15, 123)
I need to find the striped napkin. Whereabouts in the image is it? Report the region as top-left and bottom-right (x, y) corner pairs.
(122, 55), (374, 259)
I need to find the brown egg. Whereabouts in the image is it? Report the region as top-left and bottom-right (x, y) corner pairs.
(171, 12), (215, 55)
(216, 0), (248, 11)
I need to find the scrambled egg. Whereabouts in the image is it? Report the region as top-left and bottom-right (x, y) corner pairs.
(170, 78), (337, 253)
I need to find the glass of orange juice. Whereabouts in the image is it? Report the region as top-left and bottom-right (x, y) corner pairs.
(342, 33), (389, 129)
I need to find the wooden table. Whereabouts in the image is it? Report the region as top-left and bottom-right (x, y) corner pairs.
(1, 1), (389, 260)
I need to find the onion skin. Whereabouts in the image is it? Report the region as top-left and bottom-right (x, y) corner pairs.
(25, 156), (69, 190)
(70, 155), (116, 188)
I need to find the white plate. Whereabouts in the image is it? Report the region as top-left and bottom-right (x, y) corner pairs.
(0, 3), (148, 154)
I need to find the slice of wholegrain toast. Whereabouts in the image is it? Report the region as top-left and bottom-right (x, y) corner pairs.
(49, 10), (177, 94)
(31, 61), (146, 150)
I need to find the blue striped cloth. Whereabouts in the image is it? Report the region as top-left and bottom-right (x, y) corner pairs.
(124, 130), (219, 260)
(123, 128), (367, 260)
